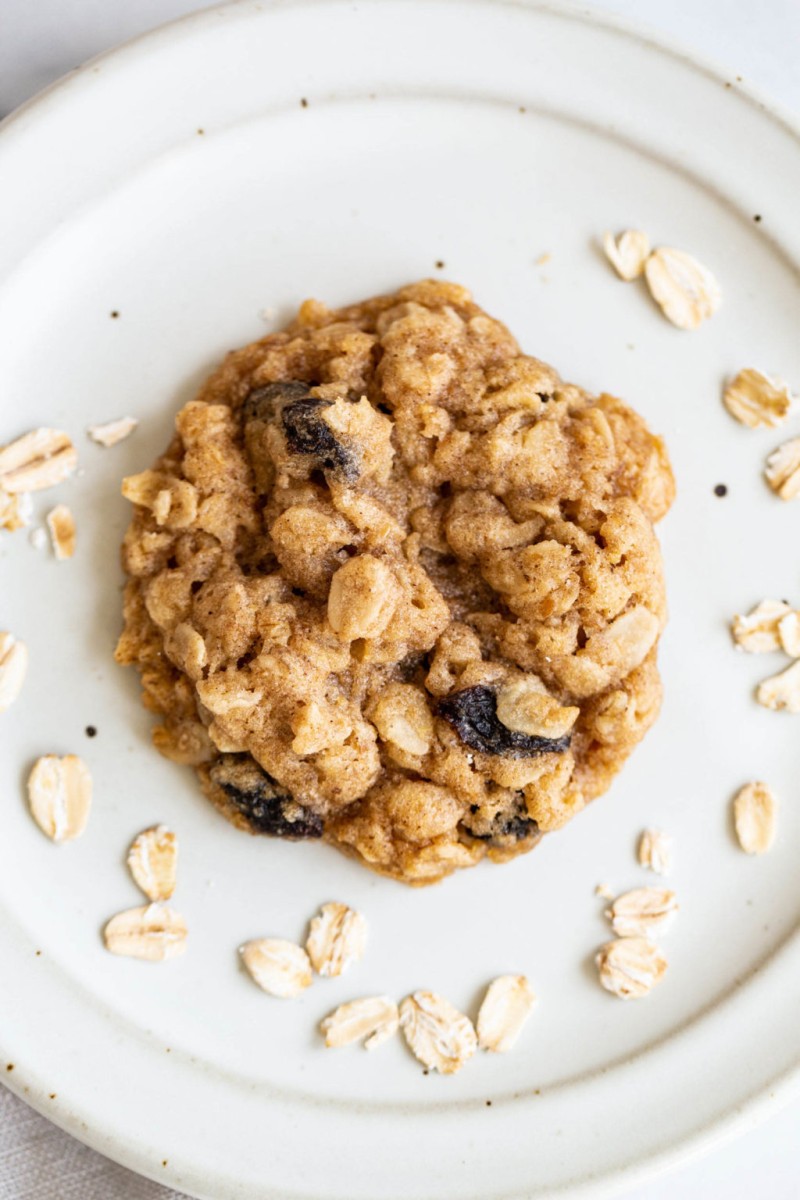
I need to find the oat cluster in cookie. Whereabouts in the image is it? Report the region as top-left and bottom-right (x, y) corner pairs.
(115, 280), (674, 885)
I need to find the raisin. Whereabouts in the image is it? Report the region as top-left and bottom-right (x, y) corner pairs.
(438, 685), (571, 758)
(471, 813), (540, 844)
(241, 380), (310, 423)
(209, 754), (323, 839)
(282, 397), (358, 481)
(461, 796), (540, 846)
(241, 380), (359, 481)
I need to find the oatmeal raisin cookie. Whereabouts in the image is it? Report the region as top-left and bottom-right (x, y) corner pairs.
(116, 280), (673, 884)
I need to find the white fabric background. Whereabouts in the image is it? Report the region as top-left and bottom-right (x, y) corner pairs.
(1, 1), (799, 1197)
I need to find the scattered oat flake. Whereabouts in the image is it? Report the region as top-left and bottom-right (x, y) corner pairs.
(723, 369), (793, 429)
(0, 632), (28, 713)
(644, 247), (721, 330)
(305, 902), (367, 978)
(535, 252), (551, 266)
(0, 487), (31, 532)
(88, 416), (138, 448)
(595, 938), (668, 999)
(320, 996), (399, 1050)
(778, 612), (800, 658)
(240, 938), (312, 998)
(731, 599), (791, 653)
(765, 437), (800, 499)
(0, 428), (77, 493)
(104, 904), (187, 961)
(595, 882), (615, 900)
(27, 754), (92, 842)
(733, 781), (777, 855)
(602, 229), (650, 281)
(638, 829), (673, 876)
(399, 991), (477, 1074)
(756, 659), (800, 712)
(29, 527), (47, 550)
(127, 825), (178, 902)
(606, 887), (678, 940)
(476, 975), (536, 1053)
(46, 504), (76, 560)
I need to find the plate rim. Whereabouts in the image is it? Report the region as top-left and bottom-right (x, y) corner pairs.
(2, 2), (800, 1197)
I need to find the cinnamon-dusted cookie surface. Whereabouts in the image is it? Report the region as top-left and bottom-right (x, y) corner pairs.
(116, 280), (673, 885)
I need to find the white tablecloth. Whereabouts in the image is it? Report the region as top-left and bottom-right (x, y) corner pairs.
(2, 2), (799, 1197)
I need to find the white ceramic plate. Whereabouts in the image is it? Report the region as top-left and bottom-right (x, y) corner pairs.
(2, 2), (800, 1197)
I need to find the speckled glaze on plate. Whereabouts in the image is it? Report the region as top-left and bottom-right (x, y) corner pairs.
(0, 2), (799, 1197)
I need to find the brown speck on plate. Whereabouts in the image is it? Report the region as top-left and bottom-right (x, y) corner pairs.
(435, 260), (445, 269)
(300, 98), (308, 108)
(714, 483), (728, 497)
(85, 725), (97, 737)
(753, 214), (762, 223)
(6, 1064), (14, 1072)
(110, 310), (120, 319)
(197, 128), (205, 135)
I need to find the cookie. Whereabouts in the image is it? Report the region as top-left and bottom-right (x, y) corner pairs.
(116, 280), (674, 885)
